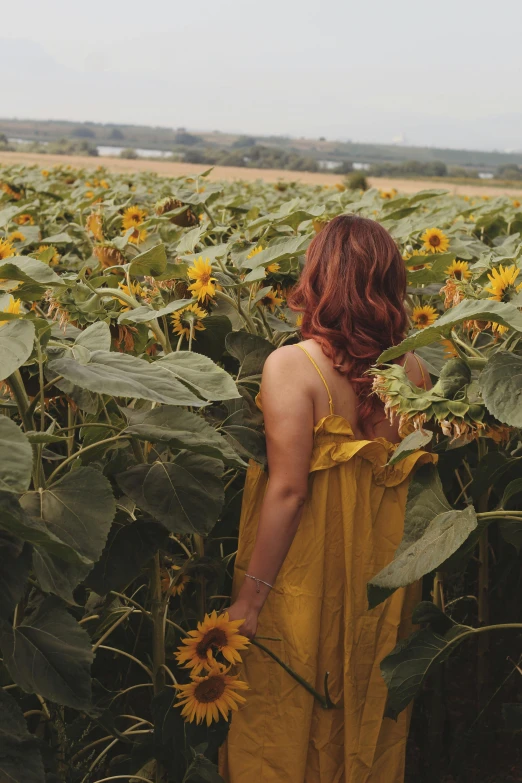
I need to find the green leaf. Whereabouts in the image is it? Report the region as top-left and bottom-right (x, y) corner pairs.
(129, 243), (167, 276)
(240, 235), (309, 269)
(118, 297), (192, 324)
(368, 506), (477, 609)
(85, 520), (168, 595)
(381, 623), (468, 718)
(159, 352), (240, 401)
(0, 596), (93, 710)
(0, 491), (91, 567)
(225, 331), (275, 376)
(75, 321), (112, 352)
(437, 358), (471, 398)
(124, 406), (246, 466)
(221, 424), (266, 465)
(0, 256), (62, 286)
(500, 478), (522, 509)
(502, 703), (522, 732)
(379, 299), (522, 362)
(0, 689), (45, 783)
(0, 319), (35, 381)
(21, 467), (115, 602)
(0, 532), (31, 621)
(116, 453), (224, 535)
(387, 430), (433, 466)
(0, 417), (33, 493)
(479, 352), (522, 427)
(40, 231), (71, 244)
(48, 350), (206, 407)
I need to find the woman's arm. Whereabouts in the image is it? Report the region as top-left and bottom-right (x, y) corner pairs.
(226, 347), (315, 638)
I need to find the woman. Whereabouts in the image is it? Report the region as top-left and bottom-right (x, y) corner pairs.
(220, 215), (436, 783)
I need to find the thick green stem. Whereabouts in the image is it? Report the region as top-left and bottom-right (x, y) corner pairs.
(47, 434), (128, 483)
(151, 551), (166, 783)
(7, 370), (41, 488)
(93, 287), (169, 353)
(214, 289), (256, 333)
(476, 439), (490, 701)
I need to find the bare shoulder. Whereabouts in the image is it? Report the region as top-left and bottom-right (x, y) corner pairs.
(403, 351), (432, 390)
(262, 344), (308, 375)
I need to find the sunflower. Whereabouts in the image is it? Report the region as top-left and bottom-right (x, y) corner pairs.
(412, 305), (438, 329)
(85, 191), (95, 199)
(445, 260), (471, 281)
(94, 244), (125, 269)
(100, 179), (109, 189)
(187, 257), (217, 302)
(117, 281), (143, 310)
(403, 249), (431, 270)
(485, 264), (522, 303)
(266, 262), (280, 275)
(41, 170), (50, 177)
(421, 228), (450, 254)
(14, 214), (34, 226)
(1, 183), (22, 201)
(513, 200), (521, 208)
(175, 610), (250, 674)
(246, 245), (263, 260)
(122, 206), (147, 231)
(379, 189), (397, 199)
(37, 245), (60, 266)
(0, 239), (15, 261)
(258, 288), (284, 312)
(441, 338), (458, 358)
(175, 663), (248, 726)
(8, 231), (25, 243)
(161, 564), (191, 597)
(171, 303), (207, 341)
(86, 212), (104, 241)
(0, 295), (21, 326)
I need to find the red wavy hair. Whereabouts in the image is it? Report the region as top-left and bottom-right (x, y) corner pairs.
(288, 215), (408, 419)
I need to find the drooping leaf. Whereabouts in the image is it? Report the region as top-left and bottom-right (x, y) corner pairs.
(381, 622), (469, 718)
(387, 429), (433, 466)
(240, 235), (309, 269)
(48, 350), (206, 407)
(0, 689), (45, 783)
(0, 596), (93, 710)
(129, 243), (167, 277)
(0, 417), (33, 493)
(479, 352), (522, 427)
(225, 331), (275, 377)
(0, 319), (35, 381)
(159, 352), (240, 401)
(367, 506), (477, 609)
(118, 298), (192, 324)
(221, 424), (266, 464)
(124, 406), (246, 466)
(20, 467), (115, 601)
(379, 300), (522, 362)
(85, 519), (168, 595)
(116, 453), (224, 535)
(0, 256), (62, 286)
(0, 491), (91, 567)
(0, 532), (31, 621)
(74, 321), (112, 352)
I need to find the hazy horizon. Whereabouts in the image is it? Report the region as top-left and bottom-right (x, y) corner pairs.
(4, 0), (522, 153)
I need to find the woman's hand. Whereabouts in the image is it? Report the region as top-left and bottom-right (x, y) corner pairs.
(227, 599), (259, 640)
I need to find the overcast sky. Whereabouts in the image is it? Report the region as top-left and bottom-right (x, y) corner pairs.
(3, 0), (522, 151)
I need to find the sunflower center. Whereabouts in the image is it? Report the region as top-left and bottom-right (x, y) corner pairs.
(196, 628), (228, 658)
(429, 235), (441, 247)
(454, 270), (463, 280)
(194, 675), (226, 703)
(417, 313), (429, 325)
(199, 272), (211, 285)
(501, 283), (518, 303)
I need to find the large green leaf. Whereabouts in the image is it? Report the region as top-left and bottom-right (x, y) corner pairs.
(0, 689), (45, 783)
(225, 331), (275, 377)
(240, 235), (309, 269)
(74, 321), (112, 352)
(129, 243), (167, 276)
(0, 319), (35, 381)
(124, 406), (246, 466)
(118, 297), (192, 324)
(0, 596), (93, 710)
(0, 256), (62, 286)
(20, 467), (116, 601)
(367, 464), (477, 607)
(159, 352), (240, 401)
(479, 352), (522, 427)
(381, 622), (468, 718)
(116, 453), (224, 535)
(0, 532), (31, 621)
(85, 520), (168, 596)
(0, 491), (91, 567)
(48, 350), (206, 406)
(387, 429), (433, 466)
(0, 417), (33, 493)
(379, 299), (522, 362)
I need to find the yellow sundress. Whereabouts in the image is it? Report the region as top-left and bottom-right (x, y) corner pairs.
(219, 345), (437, 783)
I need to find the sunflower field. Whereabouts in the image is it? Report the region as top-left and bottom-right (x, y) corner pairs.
(1, 164), (522, 783)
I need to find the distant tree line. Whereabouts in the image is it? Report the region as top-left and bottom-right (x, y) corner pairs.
(182, 144), (319, 172)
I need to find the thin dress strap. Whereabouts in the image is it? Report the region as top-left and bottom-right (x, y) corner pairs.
(296, 344), (335, 415)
